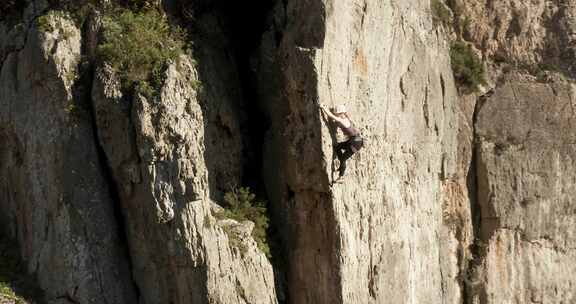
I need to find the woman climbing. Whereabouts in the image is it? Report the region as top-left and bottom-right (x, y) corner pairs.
(320, 104), (364, 179)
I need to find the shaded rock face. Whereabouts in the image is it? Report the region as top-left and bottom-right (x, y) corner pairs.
(89, 10), (277, 303)
(0, 13), (136, 304)
(2, 0), (576, 304)
(1, 3), (277, 304)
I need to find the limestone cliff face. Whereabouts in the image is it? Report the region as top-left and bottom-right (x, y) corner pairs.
(257, 0), (461, 303)
(91, 40), (276, 304)
(1, 2), (277, 304)
(1, 0), (576, 304)
(450, 1), (576, 302)
(471, 74), (576, 303)
(451, 0), (576, 75)
(0, 10), (137, 304)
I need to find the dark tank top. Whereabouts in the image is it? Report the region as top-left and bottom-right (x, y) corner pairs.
(339, 121), (360, 138)
(338, 120), (364, 152)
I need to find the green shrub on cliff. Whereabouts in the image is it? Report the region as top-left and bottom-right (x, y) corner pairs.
(125, 0), (158, 11)
(36, 11), (75, 36)
(450, 41), (486, 92)
(97, 9), (187, 92)
(431, 0), (452, 26)
(218, 187), (271, 258)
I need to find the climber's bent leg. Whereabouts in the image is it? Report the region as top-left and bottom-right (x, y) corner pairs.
(335, 140), (355, 177)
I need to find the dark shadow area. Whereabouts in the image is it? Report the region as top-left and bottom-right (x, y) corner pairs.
(213, 0), (276, 193)
(211, 4), (291, 303)
(170, 0), (276, 199)
(178, 1), (289, 301)
(0, 232), (45, 303)
(77, 16), (142, 300)
(0, 0), (26, 25)
(464, 89), (498, 303)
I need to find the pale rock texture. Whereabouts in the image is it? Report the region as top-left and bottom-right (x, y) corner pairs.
(2, 0), (576, 303)
(450, 1), (576, 303)
(257, 0), (461, 303)
(469, 74), (576, 303)
(90, 19), (277, 303)
(0, 13), (137, 304)
(0, 296), (24, 304)
(452, 0), (576, 75)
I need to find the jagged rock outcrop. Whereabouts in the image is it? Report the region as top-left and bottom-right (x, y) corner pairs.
(90, 17), (277, 304)
(1, 3), (277, 303)
(0, 12), (137, 304)
(451, 0), (576, 76)
(2, 0), (576, 303)
(257, 0), (462, 303)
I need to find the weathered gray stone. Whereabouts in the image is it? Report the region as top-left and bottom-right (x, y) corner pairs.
(0, 12), (137, 304)
(470, 74), (576, 303)
(91, 17), (277, 303)
(451, 0), (576, 75)
(450, 1), (576, 302)
(2, 1), (576, 303)
(257, 0), (461, 303)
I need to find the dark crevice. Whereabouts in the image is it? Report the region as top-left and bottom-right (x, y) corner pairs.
(463, 89), (494, 304)
(213, 2), (288, 303)
(0, 0), (26, 26)
(188, 1), (287, 302)
(85, 69), (142, 304)
(77, 17), (142, 302)
(209, 0), (276, 191)
(86, 73), (142, 304)
(463, 136), (479, 304)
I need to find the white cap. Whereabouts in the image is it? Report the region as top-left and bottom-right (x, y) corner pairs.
(334, 105), (347, 114)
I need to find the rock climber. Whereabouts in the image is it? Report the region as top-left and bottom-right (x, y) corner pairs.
(320, 104), (364, 179)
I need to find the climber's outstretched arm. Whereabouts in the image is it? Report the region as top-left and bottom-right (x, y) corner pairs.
(320, 104), (345, 124)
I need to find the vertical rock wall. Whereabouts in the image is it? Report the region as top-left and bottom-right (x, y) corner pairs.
(1, 0), (576, 303)
(452, 1), (576, 302)
(90, 15), (278, 304)
(470, 75), (576, 303)
(257, 0), (462, 303)
(1, 3), (278, 303)
(0, 12), (137, 304)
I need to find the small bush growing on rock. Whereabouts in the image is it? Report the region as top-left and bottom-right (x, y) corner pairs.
(97, 9), (187, 92)
(450, 41), (486, 92)
(431, 0), (452, 27)
(36, 11), (64, 33)
(221, 225), (248, 256)
(44, 0), (100, 26)
(218, 187), (271, 258)
(36, 11), (76, 39)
